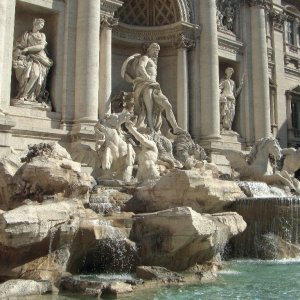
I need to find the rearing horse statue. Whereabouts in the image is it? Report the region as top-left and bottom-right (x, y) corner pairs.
(225, 137), (300, 194)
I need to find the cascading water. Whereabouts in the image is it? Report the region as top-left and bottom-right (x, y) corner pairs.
(229, 197), (300, 259)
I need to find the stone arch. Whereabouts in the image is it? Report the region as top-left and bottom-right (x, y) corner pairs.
(116, 0), (191, 26)
(285, 5), (300, 15)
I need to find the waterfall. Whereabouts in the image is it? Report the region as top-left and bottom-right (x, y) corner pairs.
(229, 197), (300, 259)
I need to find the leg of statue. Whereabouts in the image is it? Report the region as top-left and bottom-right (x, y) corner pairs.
(229, 100), (236, 130)
(143, 88), (154, 130)
(20, 63), (40, 101)
(153, 90), (184, 134)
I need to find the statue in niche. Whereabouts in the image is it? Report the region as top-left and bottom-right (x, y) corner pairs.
(216, 0), (239, 33)
(12, 18), (53, 109)
(121, 43), (184, 134)
(125, 121), (160, 182)
(219, 67), (244, 132)
(95, 112), (136, 183)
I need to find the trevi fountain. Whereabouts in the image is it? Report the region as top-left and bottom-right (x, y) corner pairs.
(0, 0), (300, 299)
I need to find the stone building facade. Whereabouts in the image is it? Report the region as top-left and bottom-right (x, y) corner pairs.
(0, 0), (300, 159)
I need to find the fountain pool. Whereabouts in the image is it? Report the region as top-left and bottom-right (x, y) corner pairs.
(30, 259), (300, 299)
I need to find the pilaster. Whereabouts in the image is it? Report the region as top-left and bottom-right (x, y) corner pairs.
(0, 0), (16, 109)
(269, 8), (287, 145)
(99, 15), (118, 118)
(198, 0), (220, 141)
(174, 33), (195, 131)
(249, 0), (271, 140)
(74, 0), (100, 126)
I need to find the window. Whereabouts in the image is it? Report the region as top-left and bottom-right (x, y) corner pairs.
(291, 100), (300, 129)
(286, 19), (295, 44)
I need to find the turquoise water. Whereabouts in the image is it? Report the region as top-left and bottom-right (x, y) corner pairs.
(41, 259), (300, 300)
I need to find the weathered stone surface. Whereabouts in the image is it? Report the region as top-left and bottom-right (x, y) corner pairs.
(136, 266), (184, 283)
(60, 276), (105, 293)
(0, 279), (52, 298)
(130, 207), (246, 271)
(0, 199), (100, 284)
(0, 199), (82, 248)
(127, 169), (245, 214)
(211, 212), (247, 237)
(0, 143), (92, 210)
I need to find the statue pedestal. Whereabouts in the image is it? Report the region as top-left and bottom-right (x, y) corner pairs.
(0, 115), (16, 156)
(11, 98), (52, 112)
(200, 131), (244, 174)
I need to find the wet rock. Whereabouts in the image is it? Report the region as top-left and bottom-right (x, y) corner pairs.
(130, 207), (246, 271)
(127, 169), (245, 214)
(60, 276), (105, 293)
(89, 186), (132, 215)
(0, 279), (52, 298)
(136, 266), (184, 283)
(102, 281), (133, 297)
(0, 199), (99, 284)
(255, 233), (300, 260)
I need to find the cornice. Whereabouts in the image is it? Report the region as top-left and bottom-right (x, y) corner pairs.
(101, 0), (123, 16)
(246, 0), (272, 10)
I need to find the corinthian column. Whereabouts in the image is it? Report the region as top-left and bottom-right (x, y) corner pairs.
(249, 0), (271, 139)
(175, 34), (195, 131)
(199, 0), (220, 140)
(74, 0), (100, 124)
(99, 15), (118, 118)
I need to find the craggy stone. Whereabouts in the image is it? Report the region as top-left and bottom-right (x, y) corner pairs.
(0, 279), (52, 298)
(136, 266), (184, 283)
(130, 207), (246, 271)
(102, 281), (133, 297)
(127, 169), (245, 214)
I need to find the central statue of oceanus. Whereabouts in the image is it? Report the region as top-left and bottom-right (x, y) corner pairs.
(121, 43), (184, 134)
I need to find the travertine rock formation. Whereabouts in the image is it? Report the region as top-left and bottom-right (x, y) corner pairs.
(130, 207), (246, 271)
(127, 168), (245, 214)
(0, 142), (91, 210)
(0, 279), (53, 298)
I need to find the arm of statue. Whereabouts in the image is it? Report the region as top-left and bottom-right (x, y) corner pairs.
(136, 56), (152, 81)
(125, 122), (156, 150)
(219, 79), (225, 92)
(235, 73), (245, 98)
(22, 34), (47, 54)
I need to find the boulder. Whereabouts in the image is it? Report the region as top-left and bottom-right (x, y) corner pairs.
(0, 279), (52, 298)
(102, 281), (133, 297)
(126, 169), (245, 214)
(130, 207), (246, 271)
(136, 266), (183, 283)
(0, 199), (82, 248)
(0, 199), (97, 284)
(0, 142), (91, 210)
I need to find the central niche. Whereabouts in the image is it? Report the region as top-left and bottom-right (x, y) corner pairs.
(116, 0), (180, 26)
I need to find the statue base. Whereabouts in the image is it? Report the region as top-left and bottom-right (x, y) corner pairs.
(200, 130), (244, 175)
(11, 98), (52, 112)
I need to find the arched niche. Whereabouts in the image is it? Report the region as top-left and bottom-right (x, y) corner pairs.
(111, 0), (198, 122)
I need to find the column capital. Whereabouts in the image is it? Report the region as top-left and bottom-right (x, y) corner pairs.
(269, 9), (287, 32)
(174, 33), (196, 49)
(247, 0), (272, 9)
(100, 15), (119, 28)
